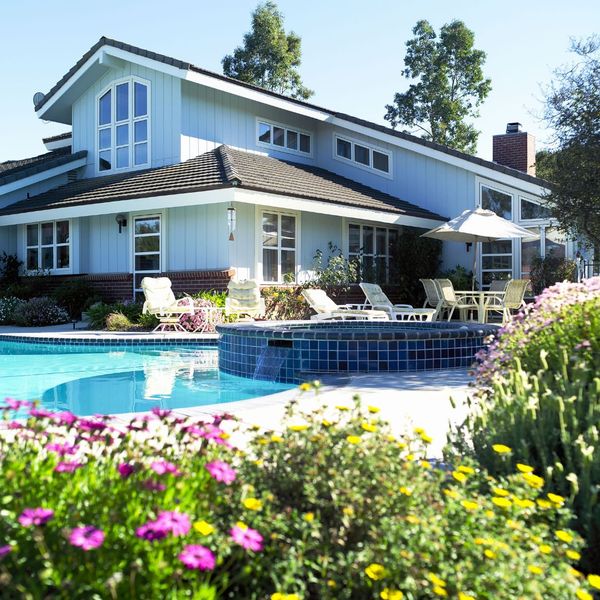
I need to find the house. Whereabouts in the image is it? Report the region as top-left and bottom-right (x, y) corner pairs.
(0, 37), (571, 300)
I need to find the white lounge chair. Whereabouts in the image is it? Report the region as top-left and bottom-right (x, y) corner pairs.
(225, 280), (266, 320)
(360, 283), (436, 321)
(302, 288), (389, 321)
(419, 278), (443, 320)
(141, 277), (195, 332)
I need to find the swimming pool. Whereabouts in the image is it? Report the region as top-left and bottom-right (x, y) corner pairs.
(0, 340), (293, 416)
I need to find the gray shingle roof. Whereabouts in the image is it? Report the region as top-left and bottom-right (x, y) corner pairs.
(0, 148), (87, 186)
(0, 146), (446, 221)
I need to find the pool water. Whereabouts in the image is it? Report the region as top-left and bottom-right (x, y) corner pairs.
(0, 342), (293, 416)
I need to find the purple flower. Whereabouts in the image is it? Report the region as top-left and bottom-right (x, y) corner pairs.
(575, 340), (591, 350)
(205, 460), (236, 485)
(136, 521), (169, 542)
(69, 526), (105, 551)
(230, 523), (263, 552)
(0, 545), (11, 559)
(78, 419), (106, 432)
(29, 407), (54, 419)
(118, 463), (135, 479)
(46, 442), (78, 456)
(3, 398), (32, 411)
(156, 511), (191, 537)
(178, 544), (216, 570)
(151, 407), (172, 418)
(54, 461), (83, 473)
(54, 411), (77, 426)
(18, 507), (54, 527)
(150, 460), (181, 476)
(143, 479), (166, 492)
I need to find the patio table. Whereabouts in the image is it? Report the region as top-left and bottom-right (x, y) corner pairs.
(455, 290), (505, 323)
(191, 306), (225, 333)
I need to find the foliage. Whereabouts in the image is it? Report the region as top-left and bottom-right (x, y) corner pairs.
(384, 20), (491, 154)
(451, 278), (600, 570)
(222, 1), (313, 100)
(262, 286), (311, 320)
(535, 149), (559, 182)
(0, 296), (26, 324)
(1, 396), (596, 599)
(309, 243), (359, 293)
(105, 312), (134, 331)
(86, 301), (144, 330)
(189, 290), (228, 308)
(179, 297), (227, 334)
(529, 250), (576, 295)
(0, 252), (22, 284)
(52, 280), (99, 320)
(11, 297), (70, 327)
(439, 264), (474, 290)
(541, 36), (600, 250)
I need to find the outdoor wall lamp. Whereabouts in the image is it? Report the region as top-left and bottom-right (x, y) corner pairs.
(115, 214), (127, 233)
(227, 205), (237, 241)
(466, 242), (473, 252)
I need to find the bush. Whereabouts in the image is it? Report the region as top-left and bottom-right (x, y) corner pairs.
(105, 312), (134, 331)
(262, 286), (311, 320)
(529, 250), (577, 295)
(86, 301), (143, 330)
(1, 395), (596, 599)
(0, 296), (26, 324)
(52, 280), (99, 320)
(0, 252), (22, 284)
(451, 277), (600, 571)
(439, 264), (474, 290)
(11, 297), (69, 327)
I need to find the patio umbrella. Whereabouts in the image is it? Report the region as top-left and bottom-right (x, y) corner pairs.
(421, 207), (537, 289)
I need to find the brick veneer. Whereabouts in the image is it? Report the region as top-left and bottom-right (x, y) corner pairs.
(492, 131), (536, 175)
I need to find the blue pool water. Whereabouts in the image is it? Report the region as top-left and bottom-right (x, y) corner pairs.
(0, 342), (293, 416)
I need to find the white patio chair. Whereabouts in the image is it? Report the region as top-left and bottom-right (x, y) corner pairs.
(483, 279), (529, 324)
(302, 288), (389, 321)
(434, 279), (478, 321)
(359, 283), (436, 321)
(489, 279), (509, 292)
(141, 277), (195, 332)
(419, 278), (443, 320)
(224, 279), (266, 320)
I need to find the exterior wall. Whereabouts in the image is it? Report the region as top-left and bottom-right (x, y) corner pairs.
(82, 214), (130, 273)
(0, 172), (71, 209)
(0, 225), (17, 256)
(300, 211), (343, 276)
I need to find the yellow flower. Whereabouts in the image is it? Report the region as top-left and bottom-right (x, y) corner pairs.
(452, 471), (467, 483)
(327, 580), (337, 588)
(193, 520), (215, 536)
(513, 497), (535, 509)
(406, 515), (421, 525)
(289, 424), (308, 432)
(555, 530), (573, 543)
(257, 438), (269, 445)
(322, 419), (333, 427)
(405, 454), (415, 462)
(396, 441), (407, 449)
(342, 506), (354, 516)
(588, 574), (600, 589)
(420, 433), (433, 444)
(457, 465), (475, 474)
(567, 549), (582, 561)
(414, 427), (425, 435)
(492, 487), (510, 497)
(386, 434), (396, 442)
(365, 563), (387, 581)
(461, 500), (479, 511)
(576, 590), (593, 600)
(485, 510), (495, 519)
(380, 589), (403, 600)
(420, 460), (432, 469)
(335, 405), (350, 411)
(458, 594), (476, 600)
(235, 521), (248, 530)
(368, 405), (381, 414)
(536, 499), (553, 509)
(303, 512), (315, 522)
(271, 434), (284, 443)
(427, 574), (447, 587)
(433, 586), (448, 597)
(444, 489), (459, 499)
(346, 435), (362, 444)
(522, 472), (544, 488)
(491, 497), (512, 508)
(484, 549), (496, 559)
(271, 595), (300, 600)
(474, 537), (486, 545)
(538, 544), (552, 554)
(299, 383), (311, 392)
(399, 486), (413, 496)
(506, 519), (520, 530)
(242, 497), (263, 511)
(547, 493), (565, 505)
(492, 444), (511, 454)
(361, 422), (377, 433)
(527, 565), (543, 575)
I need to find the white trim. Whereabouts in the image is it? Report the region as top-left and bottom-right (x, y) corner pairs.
(23, 219), (72, 275)
(255, 117), (314, 158)
(332, 133), (393, 179)
(43, 135), (72, 152)
(131, 212), (163, 293)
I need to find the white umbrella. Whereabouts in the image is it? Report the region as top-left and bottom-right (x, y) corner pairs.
(422, 207), (538, 289)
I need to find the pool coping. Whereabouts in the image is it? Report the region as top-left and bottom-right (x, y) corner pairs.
(0, 331), (219, 346)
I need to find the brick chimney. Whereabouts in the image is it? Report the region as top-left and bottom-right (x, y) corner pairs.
(493, 122), (536, 176)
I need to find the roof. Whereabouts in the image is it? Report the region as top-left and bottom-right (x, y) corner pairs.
(0, 148), (87, 187)
(0, 145), (446, 222)
(34, 36), (551, 190)
(42, 132), (72, 144)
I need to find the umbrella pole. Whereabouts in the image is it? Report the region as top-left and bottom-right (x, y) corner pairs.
(472, 243), (477, 290)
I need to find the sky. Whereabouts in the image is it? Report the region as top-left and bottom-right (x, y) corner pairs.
(0, 0), (598, 163)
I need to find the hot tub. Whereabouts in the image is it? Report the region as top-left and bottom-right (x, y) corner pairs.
(217, 320), (498, 383)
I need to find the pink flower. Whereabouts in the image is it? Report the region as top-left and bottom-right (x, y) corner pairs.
(54, 411), (77, 426)
(69, 526), (105, 551)
(205, 460), (236, 485)
(150, 460), (181, 476)
(156, 511), (191, 537)
(29, 407), (54, 418)
(18, 507), (54, 527)
(0, 545), (11, 559)
(230, 524), (263, 552)
(118, 463), (135, 478)
(143, 479), (166, 492)
(178, 544), (216, 570)
(46, 442), (78, 456)
(54, 461), (83, 473)
(151, 407), (172, 418)
(136, 521), (169, 542)
(3, 398), (32, 411)
(77, 418), (107, 432)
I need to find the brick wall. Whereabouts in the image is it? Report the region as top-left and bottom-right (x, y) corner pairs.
(492, 132), (536, 175)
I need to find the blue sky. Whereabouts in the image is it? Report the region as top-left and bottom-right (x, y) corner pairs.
(0, 0), (597, 162)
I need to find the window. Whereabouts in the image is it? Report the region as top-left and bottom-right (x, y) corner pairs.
(348, 224), (398, 283)
(26, 221), (70, 271)
(257, 120), (311, 156)
(133, 215), (161, 293)
(97, 78), (150, 173)
(481, 239), (513, 287)
(261, 212), (296, 282)
(481, 185), (512, 219)
(334, 135), (391, 175)
(520, 198), (551, 220)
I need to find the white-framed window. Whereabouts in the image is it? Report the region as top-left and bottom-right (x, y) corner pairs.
(97, 77), (150, 174)
(133, 215), (161, 294)
(261, 211), (297, 282)
(25, 220), (70, 272)
(256, 119), (312, 157)
(348, 223), (398, 283)
(334, 134), (392, 177)
(519, 197), (552, 221)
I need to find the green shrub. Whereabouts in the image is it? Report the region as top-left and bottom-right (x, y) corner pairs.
(262, 286), (311, 320)
(0, 252), (22, 284)
(0, 296), (25, 324)
(311, 242), (359, 292)
(86, 301), (143, 330)
(136, 311), (160, 330)
(439, 264), (474, 290)
(529, 250), (577, 295)
(105, 312), (134, 331)
(11, 297), (69, 327)
(52, 280), (99, 320)
(190, 290), (228, 307)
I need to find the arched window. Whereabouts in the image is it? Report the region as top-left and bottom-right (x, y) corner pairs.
(97, 78), (150, 173)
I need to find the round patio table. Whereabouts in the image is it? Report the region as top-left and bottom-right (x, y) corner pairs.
(454, 290), (505, 323)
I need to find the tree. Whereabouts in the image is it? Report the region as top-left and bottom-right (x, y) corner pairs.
(384, 20), (491, 154)
(541, 36), (600, 253)
(222, 1), (313, 100)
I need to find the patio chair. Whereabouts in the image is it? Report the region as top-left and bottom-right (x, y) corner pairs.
(489, 279), (509, 292)
(224, 279), (266, 320)
(141, 277), (195, 332)
(419, 279), (443, 320)
(359, 283), (436, 321)
(301, 288), (389, 321)
(483, 279), (530, 324)
(435, 279), (478, 321)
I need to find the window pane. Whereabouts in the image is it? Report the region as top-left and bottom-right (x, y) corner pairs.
(134, 143), (148, 165)
(349, 224), (361, 253)
(262, 249), (278, 282)
(299, 134), (310, 153)
(273, 126), (285, 147)
(482, 240), (512, 254)
(134, 82), (147, 117)
(363, 226), (374, 254)
(116, 124), (128, 146)
(545, 227), (566, 259)
(521, 198), (551, 220)
(354, 144), (370, 166)
(482, 186), (512, 219)
(135, 236), (160, 252)
(388, 229), (398, 254)
(41, 247), (54, 269)
(521, 230), (541, 276)
(116, 83), (129, 121)
(258, 122), (271, 144)
(56, 221), (69, 244)
(376, 256), (386, 282)
(117, 147), (129, 168)
(134, 120), (147, 143)
(135, 254), (160, 271)
(281, 250), (295, 278)
(57, 246), (69, 269)
(26, 248), (38, 270)
(376, 228), (387, 255)
(262, 213), (278, 247)
(26, 224), (38, 247)
(135, 217), (160, 234)
(337, 138), (351, 160)
(99, 150), (111, 171)
(281, 215), (295, 242)
(482, 255), (512, 270)
(99, 128), (111, 150)
(99, 90), (111, 126)
(41, 222), (53, 246)
(286, 130), (298, 150)
(373, 151), (389, 173)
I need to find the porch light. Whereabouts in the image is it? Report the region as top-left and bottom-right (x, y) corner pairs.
(227, 205), (237, 241)
(115, 214), (127, 233)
